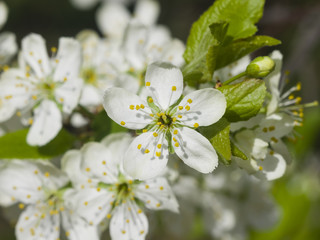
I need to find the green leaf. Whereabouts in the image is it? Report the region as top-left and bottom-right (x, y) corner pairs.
(0, 128), (75, 159)
(199, 117), (231, 164)
(230, 141), (248, 160)
(184, 0), (265, 63)
(219, 78), (266, 122)
(215, 35), (281, 70)
(91, 111), (112, 141)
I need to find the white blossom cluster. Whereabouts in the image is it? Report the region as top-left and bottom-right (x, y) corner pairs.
(0, 0), (314, 240)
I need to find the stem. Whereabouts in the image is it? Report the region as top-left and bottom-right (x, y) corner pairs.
(223, 72), (247, 85)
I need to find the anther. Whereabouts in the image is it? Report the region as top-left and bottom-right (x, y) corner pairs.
(194, 123), (199, 128)
(146, 82), (150, 86)
(120, 121), (126, 126)
(172, 86), (177, 91)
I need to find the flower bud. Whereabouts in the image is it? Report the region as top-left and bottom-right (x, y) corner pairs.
(246, 56), (275, 78)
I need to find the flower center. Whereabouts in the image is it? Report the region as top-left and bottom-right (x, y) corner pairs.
(159, 113), (173, 126)
(82, 68), (97, 85)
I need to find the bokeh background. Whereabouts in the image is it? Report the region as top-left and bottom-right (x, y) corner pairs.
(1, 0), (320, 239)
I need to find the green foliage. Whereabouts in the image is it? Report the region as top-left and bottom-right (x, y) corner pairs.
(218, 79), (266, 122)
(231, 141), (248, 160)
(182, 0), (281, 85)
(0, 129), (75, 159)
(200, 117), (231, 164)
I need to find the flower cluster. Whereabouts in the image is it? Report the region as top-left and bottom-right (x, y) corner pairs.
(0, 0), (317, 239)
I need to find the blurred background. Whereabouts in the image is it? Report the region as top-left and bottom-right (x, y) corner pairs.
(1, 0), (320, 239)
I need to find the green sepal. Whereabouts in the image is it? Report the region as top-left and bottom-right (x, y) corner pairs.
(230, 141), (248, 160)
(0, 128), (75, 159)
(219, 78), (267, 122)
(147, 96), (160, 113)
(168, 95), (184, 115)
(166, 131), (175, 154)
(199, 117), (231, 164)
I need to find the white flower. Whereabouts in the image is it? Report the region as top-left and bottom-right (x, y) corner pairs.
(0, 33), (83, 146)
(70, 0), (133, 10)
(232, 113), (294, 180)
(103, 62), (226, 179)
(0, 160), (98, 240)
(97, 0), (159, 40)
(62, 132), (179, 240)
(0, 1), (18, 65)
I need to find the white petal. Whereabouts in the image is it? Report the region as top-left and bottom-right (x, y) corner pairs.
(145, 62), (183, 110)
(70, 0), (99, 10)
(177, 88), (226, 127)
(55, 77), (83, 114)
(122, 22), (148, 70)
(254, 152), (286, 181)
(110, 200), (148, 240)
(0, 32), (18, 64)
(255, 113), (294, 141)
(271, 139), (292, 164)
(53, 37), (81, 82)
(61, 202), (100, 240)
(114, 72), (140, 95)
(61, 150), (98, 189)
(63, 188), (113, 225)
(0, 160), (46, 204)
(145, 26), (171, 63)
(134, 0), (160, 26)
(266, 50), (283, 93)
(173, 127), (218, 174)
(27, 100), (62, 146)
(123, 131), (169, 180)
(96, 2), (130, 39)
(16, 204), (59, 240)
(0, 2), (8, 29)
(22, 34), (51, 79)
(161, 39), (185, 67)
(135, 177), (179, 213)
(70, 112), (89, 128)
(101, 132), (133, 167)
(79, 84), (103, 107)
(81, 142), (119, 183)
(103, 87), (152, 130)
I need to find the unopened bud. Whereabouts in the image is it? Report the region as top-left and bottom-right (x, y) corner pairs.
(246, 56), (275, 78)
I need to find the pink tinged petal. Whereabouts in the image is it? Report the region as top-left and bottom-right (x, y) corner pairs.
(16, 204), (60, 240)
(173, 127), (218, 174)
(110, 200), (148, 240)
(123, 131), (169, 180)
(177, 88), (226, 127)
(80, 142), (119, 184)
(22, 33), (51, 79)
(61, 150), (98, 189)
(96, 2), (130, 39)
(103, 87), (152, 130)
(145, 62), (183, 110)
(255, 113), (294, 141)
(135, 177), (179, 213)
(0, 160), (45, 204)
(64, 188), (113, 225)
(53, 37), (81, 82)
(55, 77), (83, 114)
(134, 0), (160, 26)
(27, 100), (62, 146)
(254, 152), (286, 181)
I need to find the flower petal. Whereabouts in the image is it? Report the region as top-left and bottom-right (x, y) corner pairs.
(55, 76), (83, 114)
(110, 200), (148, 240)
(53, 37), (81, 82)
(0, 2), (8, 29)
(16, 204), (60, 240)
(61, 150), (98, 189)
(63, 188), (113, 225)
(135, 177), (179, 213)
(254, 152), (286, 181)
(177, 88), (226, 127)
(96, 2), (130, 39)
(123, 131), (169, 180)
(27, 100), (62, 146)
(145, 62), (183, 110)
(103, 87), (152, 130)
(270, 139), (292, 164)
(0, 32), (18, 64)
(173, 127), (218, 174)
(80, 142), (119, 184)
(22, 34), (51, 79)
(161, 39), (185, 67)
(70, 0), (99, 10)
(134, 0), (160, 26)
